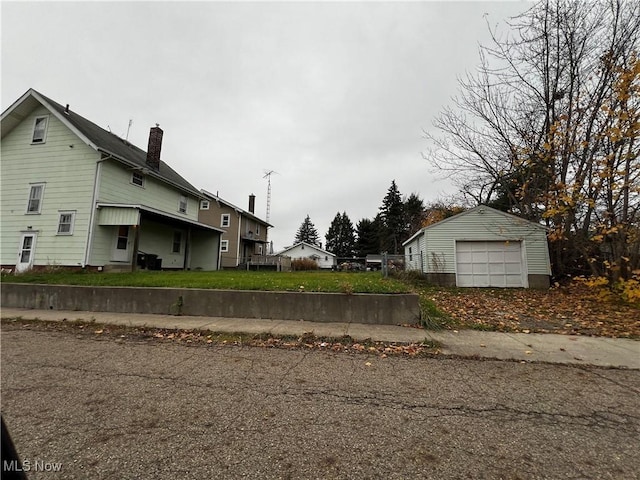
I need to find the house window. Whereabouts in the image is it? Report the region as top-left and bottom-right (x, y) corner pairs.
(178, 195), (188, 214)
(409, 246), (413, 262)
(172, 231), (182, 253)
(221, 214), (230, 227)
(26, 183), (45, 214)
(57, 211), (76, 235)
(256, 223), (260, 235)
(32, 116), (49, 144)
(200, 200), (210, 210)
(221, 240), (229, 252)
(258, 245), (263, 255)
(131, 172), (145, 187)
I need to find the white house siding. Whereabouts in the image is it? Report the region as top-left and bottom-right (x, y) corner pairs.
(0, 105), (97, 268)
(404, 237), (423, 271)
(98, 160), (200, 222)
(281, 243), (336, 269)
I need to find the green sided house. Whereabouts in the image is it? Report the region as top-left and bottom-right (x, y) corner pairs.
(403, 205), (551, 288)
(1, 89), (224, 272)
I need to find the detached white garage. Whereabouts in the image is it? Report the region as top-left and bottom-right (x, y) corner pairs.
(403, 206), (551, 289)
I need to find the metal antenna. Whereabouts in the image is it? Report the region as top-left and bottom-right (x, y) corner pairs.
(263, 170), (278, 223)
(125, 119), (133, 141)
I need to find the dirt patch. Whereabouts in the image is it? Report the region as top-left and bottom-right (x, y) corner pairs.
(426, 284), (640, 338)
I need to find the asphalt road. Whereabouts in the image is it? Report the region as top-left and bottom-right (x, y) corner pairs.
(2, 325), (639, 480)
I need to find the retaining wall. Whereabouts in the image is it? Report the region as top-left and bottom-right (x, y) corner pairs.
(1, 284), (421, 325)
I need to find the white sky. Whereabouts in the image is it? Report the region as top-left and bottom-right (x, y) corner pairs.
(1, 0), (530, 252)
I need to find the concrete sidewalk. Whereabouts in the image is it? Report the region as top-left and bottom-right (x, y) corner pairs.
(2, 307), (638, 370)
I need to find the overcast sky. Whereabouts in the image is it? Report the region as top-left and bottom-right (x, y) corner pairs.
(2, 0), (531, 252)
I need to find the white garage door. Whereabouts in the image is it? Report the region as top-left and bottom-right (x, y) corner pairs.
(456, 241), (525, 288)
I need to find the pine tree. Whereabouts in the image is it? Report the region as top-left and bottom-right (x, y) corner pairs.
(378, 180), (405, 254)
(355, 216), (383, 257)
(404, 193), (426, 240)
(325, 212), (356, 257)
(294, 215), (320, 247)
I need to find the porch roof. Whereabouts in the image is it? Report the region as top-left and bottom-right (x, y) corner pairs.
(97, 204), (225, 233)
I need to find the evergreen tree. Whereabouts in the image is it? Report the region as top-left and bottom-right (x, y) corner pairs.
(294, 215), (320, 247)
(325, 212), (356, 257)
(404, 193), (426, 240)
(378, 180), (405, 254)
(355, 216), (383, 257)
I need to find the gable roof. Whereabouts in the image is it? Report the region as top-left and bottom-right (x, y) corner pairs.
(200, 189), (273, 227)
(1, 88), (203, 198)
(277, 241), (336, 257)
(402, 205), (548, 246)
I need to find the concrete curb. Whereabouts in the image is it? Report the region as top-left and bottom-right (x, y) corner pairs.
(1, 308), (638, 370)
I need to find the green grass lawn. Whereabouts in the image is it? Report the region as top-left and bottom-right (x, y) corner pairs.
(1, 270), (412, 294)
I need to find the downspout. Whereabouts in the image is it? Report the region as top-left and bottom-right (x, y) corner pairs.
(183, 227), (191, 270)
(83, 157), (105, 268)
(236, 211), (241, 266)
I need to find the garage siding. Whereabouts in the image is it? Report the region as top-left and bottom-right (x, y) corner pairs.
(420, 207), (550, 277)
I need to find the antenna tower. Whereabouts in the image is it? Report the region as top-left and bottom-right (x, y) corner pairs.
(263, 170), (278, 223)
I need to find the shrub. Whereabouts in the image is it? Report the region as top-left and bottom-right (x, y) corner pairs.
(292, 258), (318, 271)
(574, 274), (640, 306)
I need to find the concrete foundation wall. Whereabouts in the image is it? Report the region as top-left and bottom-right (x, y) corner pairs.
(424, 273), (549, 289)
(1, 284), (420, 325)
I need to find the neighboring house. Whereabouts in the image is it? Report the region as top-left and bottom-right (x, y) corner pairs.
(277, 242), (336, 270)
(403, 205), (551, 288)
(1, 89), (224, 272)
(198, 190), (272, 269)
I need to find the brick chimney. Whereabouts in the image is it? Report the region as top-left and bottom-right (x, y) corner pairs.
(248, 194), (255, 214)
(146, 125), (163, 171)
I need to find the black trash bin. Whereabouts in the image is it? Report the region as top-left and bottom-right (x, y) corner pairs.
(145, 254), (158, 270)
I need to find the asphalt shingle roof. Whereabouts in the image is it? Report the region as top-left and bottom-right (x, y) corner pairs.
(37, 91), (202, 198)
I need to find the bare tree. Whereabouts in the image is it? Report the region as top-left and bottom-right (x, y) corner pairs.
(425, 0), (640, 280)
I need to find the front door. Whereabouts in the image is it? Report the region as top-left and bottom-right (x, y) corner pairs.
(16, 233), (37, 272)
(112, 226), (131, 262)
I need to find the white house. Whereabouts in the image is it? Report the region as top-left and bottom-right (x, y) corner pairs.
(1, 89), (224, 272)
(403, 205), (551, 288)
(277, 242), (336, 270)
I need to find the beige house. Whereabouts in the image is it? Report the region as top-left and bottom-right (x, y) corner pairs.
(199, 190), (272, 268)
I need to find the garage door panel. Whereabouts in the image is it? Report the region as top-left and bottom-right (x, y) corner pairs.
(505, 263), (522, 274)
(456, 241), (524, 288)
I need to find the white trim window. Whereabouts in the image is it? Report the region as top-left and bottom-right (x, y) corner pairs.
(221, 214), (230, 228)
(172, 231), (182, 253)
(57, 211), (76, 235)
(221, 240), (229, 253)
(26, 183), (45, 214)
(178, 195), (188, 214)
(32, 115), (49, 144)
(200, 200), (210, 210)
(131, 172), (145, 187)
